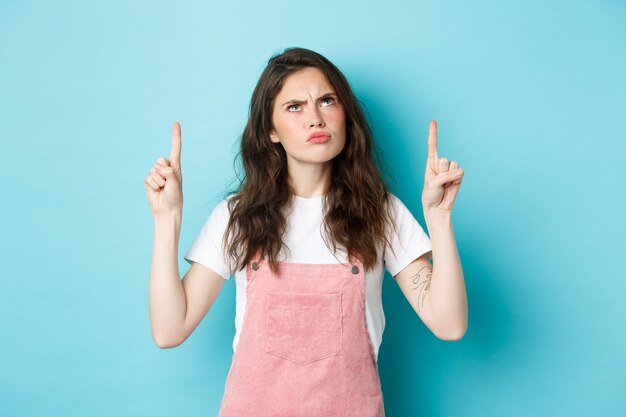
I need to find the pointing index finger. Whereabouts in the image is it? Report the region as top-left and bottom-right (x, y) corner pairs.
(170, 122), (182, 169)
(428, 120), (438, 161)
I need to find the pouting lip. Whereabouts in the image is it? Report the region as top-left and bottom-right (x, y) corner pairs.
(307, 131), (331, 141)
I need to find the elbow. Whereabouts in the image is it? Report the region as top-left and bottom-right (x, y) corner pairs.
(442, 329), (466, 342)
(152, 333), (183, 349)
(155, 340), (179, 349)
(434, 325), (467, 342)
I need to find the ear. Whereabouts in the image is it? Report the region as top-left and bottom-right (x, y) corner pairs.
(269, 129), (280, 143)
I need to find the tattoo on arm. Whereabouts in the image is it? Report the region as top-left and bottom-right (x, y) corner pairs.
(410, 266), (433, 313)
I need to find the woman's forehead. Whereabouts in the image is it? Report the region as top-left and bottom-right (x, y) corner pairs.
(277, 67), (335, 99)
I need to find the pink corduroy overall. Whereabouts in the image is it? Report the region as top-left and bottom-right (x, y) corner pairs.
(217, 252), (385, 417)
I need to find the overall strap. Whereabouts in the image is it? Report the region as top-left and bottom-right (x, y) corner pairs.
(347, 252), (363, 275)
(249, 248), (263, 271)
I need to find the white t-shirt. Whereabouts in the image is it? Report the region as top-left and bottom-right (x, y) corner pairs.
(184, 193), (432, 362)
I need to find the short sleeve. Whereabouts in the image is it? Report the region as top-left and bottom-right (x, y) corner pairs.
(384, 194), (432, 277)
(183, 199), (233, 280)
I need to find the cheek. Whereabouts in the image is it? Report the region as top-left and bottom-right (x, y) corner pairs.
(273, 117), (296, 140)
(326, 108), (346, 127)
(281, 117), (300, 133)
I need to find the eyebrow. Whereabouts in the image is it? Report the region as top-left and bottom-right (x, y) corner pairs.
(281, 92), (337, 107)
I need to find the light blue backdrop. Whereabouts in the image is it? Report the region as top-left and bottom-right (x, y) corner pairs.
(1, 0), (624, 416)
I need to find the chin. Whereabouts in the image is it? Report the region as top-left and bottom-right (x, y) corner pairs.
(290, 146), (345, 165)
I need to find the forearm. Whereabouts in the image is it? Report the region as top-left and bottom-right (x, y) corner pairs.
(424, 209), (467, 339)
(149, 211), (186, 348)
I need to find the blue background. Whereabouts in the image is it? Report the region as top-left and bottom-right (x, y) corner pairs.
(1, 0), (625, 416)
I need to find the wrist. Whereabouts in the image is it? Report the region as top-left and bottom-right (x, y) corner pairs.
(423, 207), (452, 228)
(153, 210), (182, 227)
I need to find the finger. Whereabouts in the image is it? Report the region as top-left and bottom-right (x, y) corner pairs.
(152, 165), (169, 180)
(429, 168), (463, 189)
(156, 164), (175, 178)
(450, 161), (461, 185)
(427, 120), (438, 161)
(438, 157), (450, 173)
(151, 166), (164, 179)
(170, 122), (182, 170)
(445, 177), (461, 204)
(145, 176), (161, 191)
(150, 171), (166, 187)
(156, 157), (170, 167)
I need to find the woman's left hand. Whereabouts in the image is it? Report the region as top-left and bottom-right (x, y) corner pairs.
(421, 120), (464, 213)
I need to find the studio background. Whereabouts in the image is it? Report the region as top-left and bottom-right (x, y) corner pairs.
(1, 1), (624, 416)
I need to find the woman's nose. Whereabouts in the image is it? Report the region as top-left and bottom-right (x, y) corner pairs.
(309, 110), (325, 127)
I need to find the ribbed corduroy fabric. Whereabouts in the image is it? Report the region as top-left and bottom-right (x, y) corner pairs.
(217, 253), (385, 417)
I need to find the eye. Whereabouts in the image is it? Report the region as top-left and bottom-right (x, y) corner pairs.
(286, 96), (336, 112)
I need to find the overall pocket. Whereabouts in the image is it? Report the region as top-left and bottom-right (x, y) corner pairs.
(266, 292), (343, 365)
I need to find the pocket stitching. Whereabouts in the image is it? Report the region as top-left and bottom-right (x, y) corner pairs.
(266, 292), (343, 366)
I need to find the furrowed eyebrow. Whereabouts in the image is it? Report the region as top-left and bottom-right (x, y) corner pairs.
(282, 92), (337, 107)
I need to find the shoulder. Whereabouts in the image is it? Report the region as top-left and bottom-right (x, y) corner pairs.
(384, 192), (428, 239)
(197, 195), (236, 236)
(211, 194), (237, 219)
(387, 193), (401, 209)
(386, 193), (413, 220)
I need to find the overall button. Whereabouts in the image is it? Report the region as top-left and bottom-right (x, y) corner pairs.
(351, 265), (359, 274)
(252, 262), (259, 271)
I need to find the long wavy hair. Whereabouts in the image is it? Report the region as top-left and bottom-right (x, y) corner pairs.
(223, 47), (399, 276)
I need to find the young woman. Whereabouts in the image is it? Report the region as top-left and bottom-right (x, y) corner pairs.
(145, 47), (467, 417)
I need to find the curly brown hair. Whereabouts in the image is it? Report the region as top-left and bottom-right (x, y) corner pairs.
(222, 47), (399, 276)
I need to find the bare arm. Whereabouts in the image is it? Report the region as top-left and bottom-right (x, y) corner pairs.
(148, 211), (186, 348)
(423, 208), (467, 340)
(145, 122), (226, 348)
(148, 211), (226, 348)
(401, 119), (467, 341)
(394, 210), (468, 342)
(394, 251), (437, 334)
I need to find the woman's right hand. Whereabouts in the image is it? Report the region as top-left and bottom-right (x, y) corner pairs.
(144, 122), (184, 216)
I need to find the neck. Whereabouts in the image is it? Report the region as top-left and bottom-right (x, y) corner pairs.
(286, 158), (332, 198)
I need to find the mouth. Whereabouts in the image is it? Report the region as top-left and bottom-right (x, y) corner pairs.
(307, 132), (331, 142)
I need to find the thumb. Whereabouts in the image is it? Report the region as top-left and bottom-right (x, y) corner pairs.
(169, 122), (182, 170)
(430, 168), (463, 189)
(156, 165), (178, 180)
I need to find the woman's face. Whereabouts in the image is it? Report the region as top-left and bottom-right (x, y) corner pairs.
(269, 67), (346, 167)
